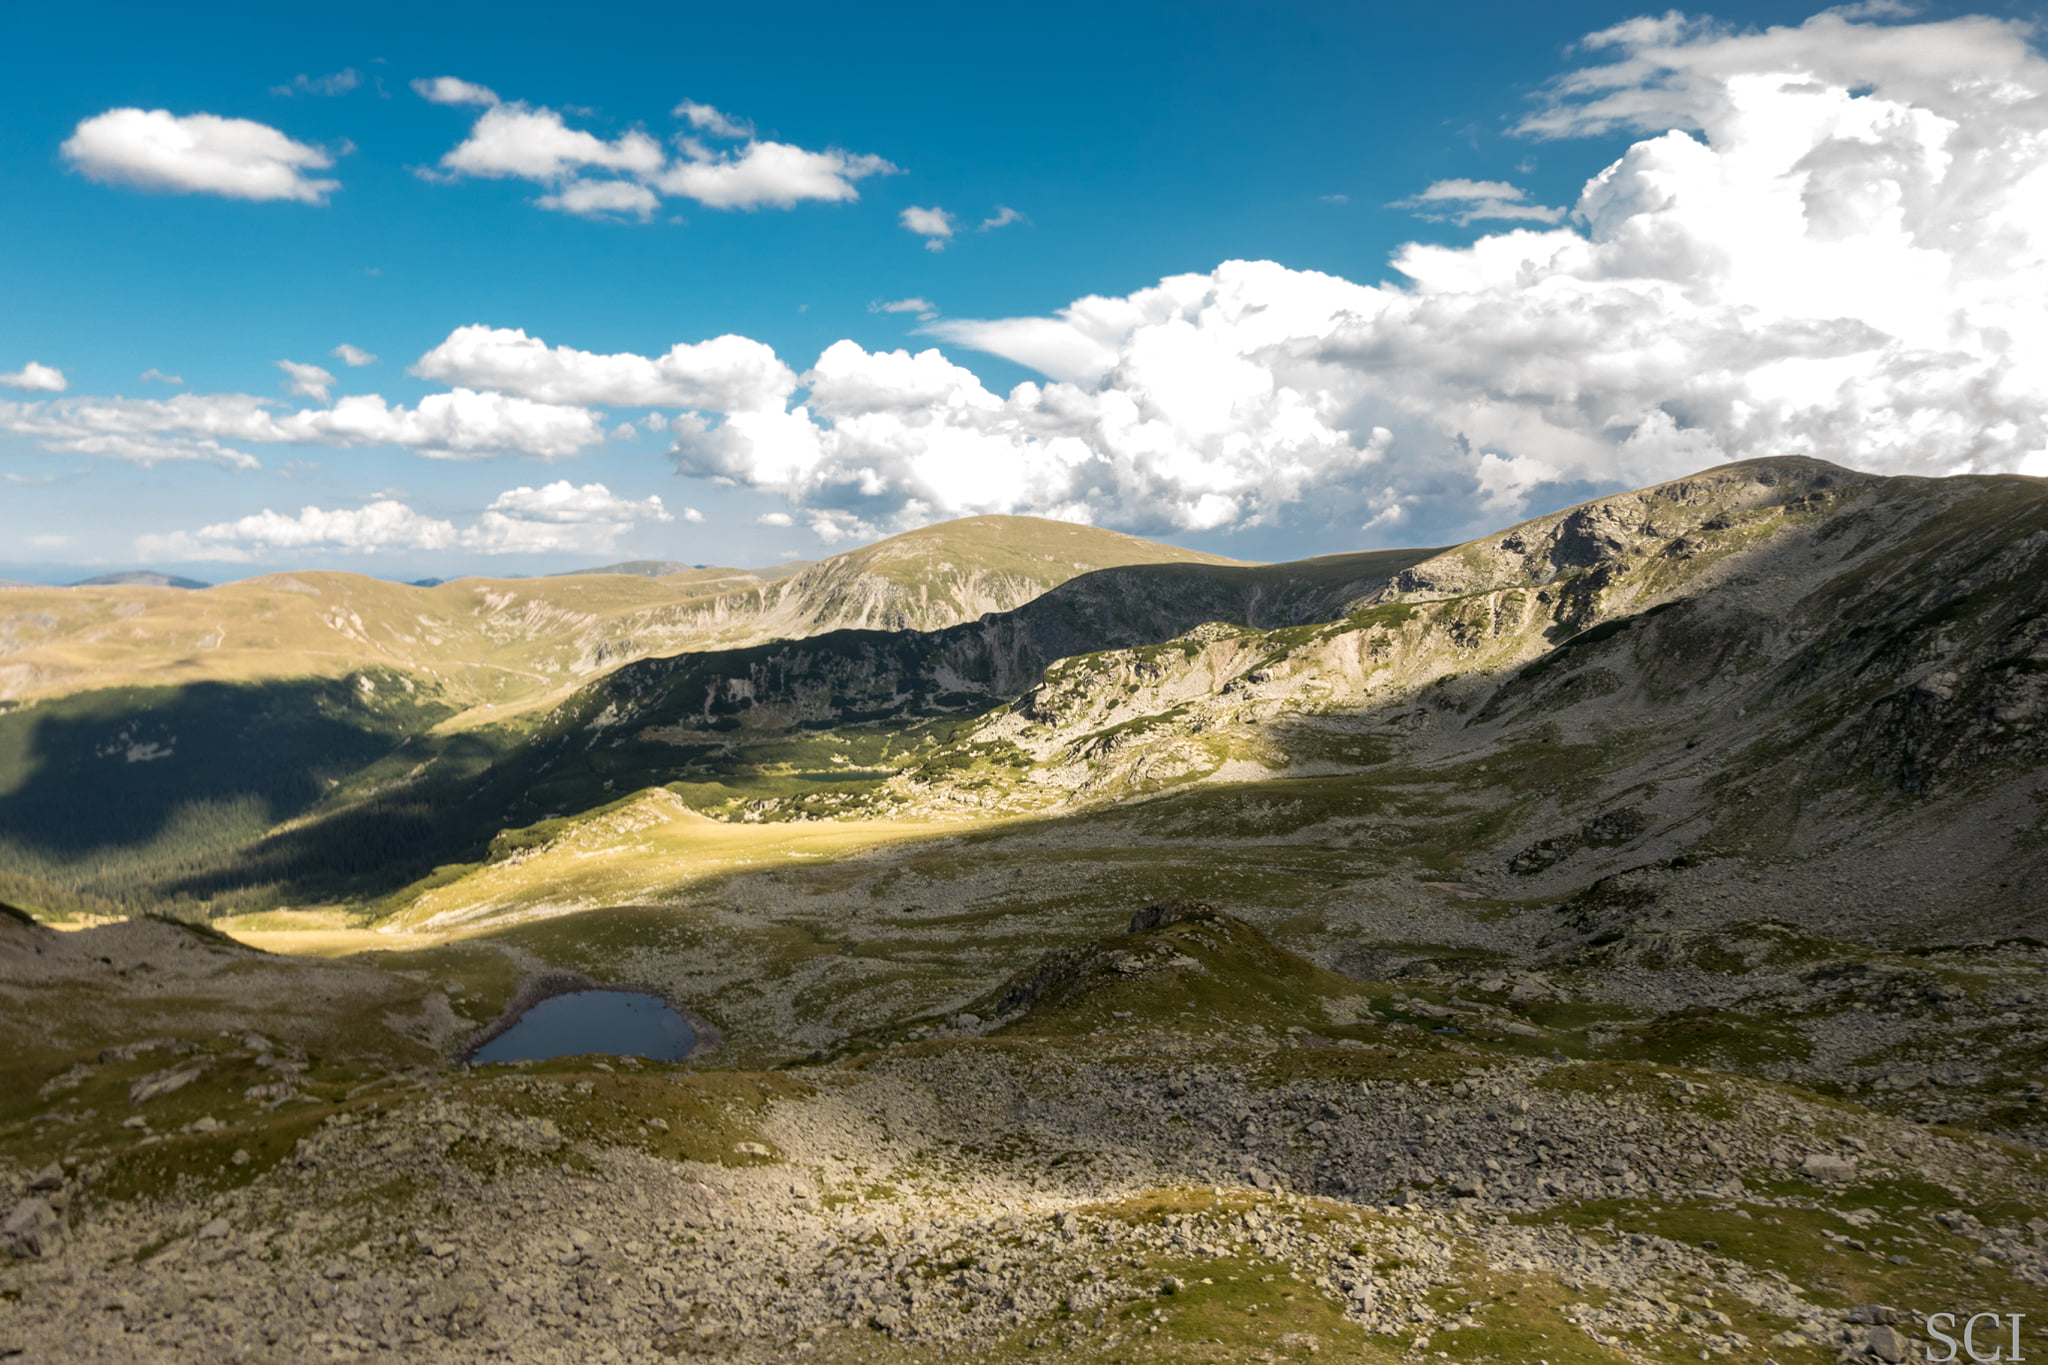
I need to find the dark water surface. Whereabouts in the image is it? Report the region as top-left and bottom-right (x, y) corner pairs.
(472, 989), (695, 1063)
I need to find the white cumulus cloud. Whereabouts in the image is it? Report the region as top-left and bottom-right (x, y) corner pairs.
(979, 206), (1025, 231)
(657, 141), (895, 211)
(673, 100), (752, 139)
(900, 205), (954, 250)
(0, 363), (66, 393)
(413, 76), (500, 107)
(420, 89), (895, 218)
(439, 105), (664, 182)
(0, 387), (604, 467)
(1392, 179), (1566, 225)
(139, 368), (182, 385)
(464, 481), (672, 553)
(136, 480), (671, 561)
(537, 178), (661, 219)
(140, 501), (458, 561)
(277, 359), (335, 403)
(331, 344), (376, 367)
(628, 7), (2048, 541)
(61, 109), (340, 203)
(57, 7), (2048, 552)
(412, 325), (796, 410)
(272, 390), (605, 461)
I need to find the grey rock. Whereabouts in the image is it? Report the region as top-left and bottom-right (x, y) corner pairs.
(129, 1059), (210, 1107)
(1799, 1153), (1857, 1182)
(2, 1198), (59, 1259)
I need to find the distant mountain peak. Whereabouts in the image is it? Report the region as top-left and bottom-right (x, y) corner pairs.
(70, 571), (209, 589)
(549, 560), (708, 579)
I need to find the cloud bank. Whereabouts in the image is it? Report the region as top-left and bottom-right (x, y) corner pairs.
(578, 7), (2048, 542)
(0, 388), (605, 467)
(25, 8), (2048, 558)
(137, 481), (670, 561)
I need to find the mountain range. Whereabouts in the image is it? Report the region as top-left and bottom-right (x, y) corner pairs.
(2, 457), (2042, 939)
(5, 455), (2048, 1364)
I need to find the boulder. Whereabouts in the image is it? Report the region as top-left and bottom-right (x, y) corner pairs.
(1799, 1153), (1857, 1183)
(2, 1198), (60, 1259)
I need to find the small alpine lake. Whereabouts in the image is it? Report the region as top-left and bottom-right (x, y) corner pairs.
(471, 989), (696, 1064)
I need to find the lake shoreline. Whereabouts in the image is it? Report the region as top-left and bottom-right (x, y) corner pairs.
(458, 968), (723, 1065)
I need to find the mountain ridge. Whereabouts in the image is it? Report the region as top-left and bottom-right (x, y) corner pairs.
(2, 458), (2042, 950)
(0, 516), (1239, 716)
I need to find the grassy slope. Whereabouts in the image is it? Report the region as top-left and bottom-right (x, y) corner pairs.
(0, 520), (1318, 917)
(713, 516), (1251, 637)
(825, 460), (2047, 937)
(0, 568), (756, 711)
(0, 518), (1251, 719)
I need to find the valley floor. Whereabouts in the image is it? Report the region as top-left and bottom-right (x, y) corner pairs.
(5, 855), (2048, 1364)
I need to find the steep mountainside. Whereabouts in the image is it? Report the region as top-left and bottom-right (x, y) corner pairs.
(120, 546), (1435, 910)
(6, 460), (2043, 945)
(329, 457), (2043, 944)
(0, 519), (1285, 913)
(866, 459), (2048, 940)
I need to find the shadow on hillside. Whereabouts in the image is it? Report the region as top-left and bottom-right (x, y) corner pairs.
(131, 547), (1446, 908)
(0, 678), (445, 867)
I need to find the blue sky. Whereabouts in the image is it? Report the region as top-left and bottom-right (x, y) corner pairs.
(3, 0), (2044, 581)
